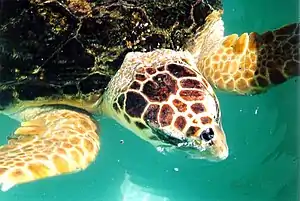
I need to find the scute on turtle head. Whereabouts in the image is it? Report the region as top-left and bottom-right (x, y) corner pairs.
(104, 49), (228, 161)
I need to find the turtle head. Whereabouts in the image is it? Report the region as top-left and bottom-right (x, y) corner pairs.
(104, 49), (228, 161)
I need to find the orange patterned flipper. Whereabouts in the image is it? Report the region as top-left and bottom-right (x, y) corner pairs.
(199, 22), (300, 95)
(0, 109), (100, 191)
(192, 9), (300, 95)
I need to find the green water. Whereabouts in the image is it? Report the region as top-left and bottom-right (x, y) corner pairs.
(0, 0), (299, 200)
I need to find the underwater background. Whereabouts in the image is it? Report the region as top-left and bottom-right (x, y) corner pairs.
(0, 0), (299, 200)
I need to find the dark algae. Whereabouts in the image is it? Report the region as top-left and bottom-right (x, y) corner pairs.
(0, 0), (221, 108)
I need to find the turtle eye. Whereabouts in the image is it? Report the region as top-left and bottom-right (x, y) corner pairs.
(200, 128), (214, 141)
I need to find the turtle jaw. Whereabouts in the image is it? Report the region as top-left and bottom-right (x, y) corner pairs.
(176, 138), (228, 162)
(151, 123), (229, 162)
(185, 140), (229, 162)
(185, 145), (228, 162)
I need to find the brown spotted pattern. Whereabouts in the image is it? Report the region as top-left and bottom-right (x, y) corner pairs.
(186, 126), (200, 137)
(159, 104), (175, 127)
(180, 79), (204, 89)
(103, 49), (225, 162)
(191, 103), (206, 114)
(143, 104), (160, 124)
(167, 64), (197, 78)
(125, 91), (147, 118)
(179, 90), (204, 101)
(116, 61), (219, 140)
(130, 81), (141, 90)
(0, 109), (99, 191)
(200, 116), (212, 124)
(174, 116), (187, 131)
(143, 73), (177, 102)
(172, 99), (187, 112)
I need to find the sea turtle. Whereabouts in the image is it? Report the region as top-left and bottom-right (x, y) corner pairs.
(0, 0), (299, 192)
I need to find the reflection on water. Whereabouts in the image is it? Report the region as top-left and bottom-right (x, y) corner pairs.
(121, 172), (170, 201)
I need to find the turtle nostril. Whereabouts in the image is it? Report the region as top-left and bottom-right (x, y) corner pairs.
(200, 128), (214, 141)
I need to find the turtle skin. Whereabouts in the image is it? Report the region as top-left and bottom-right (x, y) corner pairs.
(0, 0), (221, 110)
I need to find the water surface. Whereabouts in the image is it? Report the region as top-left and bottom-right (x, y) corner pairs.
(0, 0), (299, 200)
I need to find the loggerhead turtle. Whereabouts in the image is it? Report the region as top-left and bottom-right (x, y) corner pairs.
(0, 2), (299, 192)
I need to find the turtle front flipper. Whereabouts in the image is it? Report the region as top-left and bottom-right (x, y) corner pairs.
(0, 109), (100, 191)
(197, 22), (300, 95)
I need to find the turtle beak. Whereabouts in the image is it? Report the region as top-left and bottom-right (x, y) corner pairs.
(206, 123), (229, 161)
(186, 123), (229, 161)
